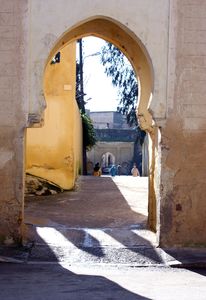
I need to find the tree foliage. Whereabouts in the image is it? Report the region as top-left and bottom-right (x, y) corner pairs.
(100, 42), (138, 127)
(100, 42), (146, 174)
(76, 42), (96, 152)
(76, 66), (97, 151)
(81, 112), (96, 151)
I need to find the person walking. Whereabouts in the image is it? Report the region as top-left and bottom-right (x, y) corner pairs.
(117, 164), (122, 176)
(110, 165), (116, 177)
(131, 163), (140, 177)
(93, 162), (101, 176)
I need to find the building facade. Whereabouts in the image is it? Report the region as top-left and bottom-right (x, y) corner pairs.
(87, 111), (142, 175)
(89, 111), (130, 129)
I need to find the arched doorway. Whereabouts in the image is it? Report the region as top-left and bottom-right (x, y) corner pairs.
(25, 16), (157, 242)
(101, 152), (115, 174)
(46, 17), (154, 132)
(45, 17), (155, 227)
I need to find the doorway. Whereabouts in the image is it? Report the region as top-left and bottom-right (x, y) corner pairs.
(24, 17), (158, 263)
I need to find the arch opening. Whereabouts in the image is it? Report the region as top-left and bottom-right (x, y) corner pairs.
(25, 17), (158, 248)
(45, 17), (155, 134)
(101, 152), (116, 173)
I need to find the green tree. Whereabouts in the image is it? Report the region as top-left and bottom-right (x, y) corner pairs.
(81, 113), (96, 151)
(100, 42), (146, 173)
(100, 42), (138, 127)
(76, 39), (96, 174)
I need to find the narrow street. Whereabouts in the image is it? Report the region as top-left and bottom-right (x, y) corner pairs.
(24, 175), (159, 265)
(0, 263), (205, 300)
(23, 176), (206, 267)
(0, 176), (205, 299)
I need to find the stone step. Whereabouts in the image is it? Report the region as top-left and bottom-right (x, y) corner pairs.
(24, 225), (206, 267)
(26, 225), (157, 249)
(29, 244), (165, 265)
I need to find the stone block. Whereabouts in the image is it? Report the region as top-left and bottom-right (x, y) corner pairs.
(182, 104), (206, 118)
(183, 42), (206, 56)
(0, 0), (14, 12)
(0, 25), (15, 38)
(182, 80), (206, 94)
(0, 38), (15, 51)
(184, 16), (206, 31)
(184, 3), (206, 18)
(183, 117), (206, 131)
(0, 76), (13, 89)
(182, 93), (206, 105)
(0, 62), (17, 76)
(0, 50), (15, 64)
(184, 30), (206, 44)
(0, 12), (14, 26)
(181, 56), (205, 68)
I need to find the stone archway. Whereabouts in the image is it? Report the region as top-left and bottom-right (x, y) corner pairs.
(102, 152), (116, 168)
(38, 17), (157, 234)
(1, 10), (166, 245)
(4, 1), (204, 248)
(45, 17), (154, 134)
(6, 1), (205, 249)
(25, 3), (171, 246)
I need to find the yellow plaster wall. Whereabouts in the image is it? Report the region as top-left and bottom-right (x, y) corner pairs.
(26, 42), (82, 190)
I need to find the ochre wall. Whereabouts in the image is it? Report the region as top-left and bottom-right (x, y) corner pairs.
(26, 42), (82, 190)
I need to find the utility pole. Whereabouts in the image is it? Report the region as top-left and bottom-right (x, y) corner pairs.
(77, 39), (87, 174)
(78, 39), (85, 113)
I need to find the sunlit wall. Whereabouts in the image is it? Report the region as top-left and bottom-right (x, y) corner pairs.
(26, 42), (82, 190)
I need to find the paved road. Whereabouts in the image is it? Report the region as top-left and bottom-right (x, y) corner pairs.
(1, 176), (206, 299)
(24, 176), (161, 265)
(25, 176), (150, 230)
(0, 263), (205, 300)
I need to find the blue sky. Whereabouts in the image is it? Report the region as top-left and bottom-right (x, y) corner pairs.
(81, 37), (119, 112)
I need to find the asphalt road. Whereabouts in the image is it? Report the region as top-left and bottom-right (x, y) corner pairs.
(0, 263), (205, 300)
(1, 176), (205, 299)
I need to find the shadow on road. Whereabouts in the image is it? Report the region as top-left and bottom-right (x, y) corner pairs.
(0, 232), (152, 300)
(0, 263), (151, 300)
(25, 176), (162, 264)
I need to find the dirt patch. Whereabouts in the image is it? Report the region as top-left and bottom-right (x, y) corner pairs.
(25, 174), (63, 196)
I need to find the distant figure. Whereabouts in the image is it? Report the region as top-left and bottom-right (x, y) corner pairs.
(93, 162), (101, 176)
(117, 164), (122, 176)
(131, 164), (140, 177)
(110, 165), (116, 177)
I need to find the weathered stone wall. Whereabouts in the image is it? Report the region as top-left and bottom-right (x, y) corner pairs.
(0, 0), (29, 243)
(1, 0), (205, 247)
(159, 0), (206, 246)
